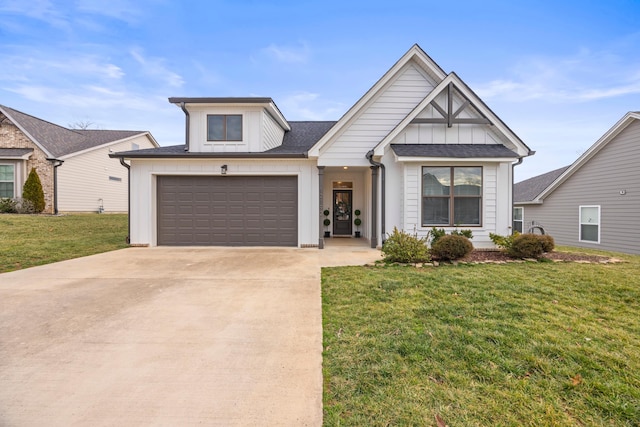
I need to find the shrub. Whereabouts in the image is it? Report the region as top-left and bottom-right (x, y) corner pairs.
(323, 218), (331, 226)
(490, 231), (519, 252)
(22, 168), (45, 213)
(431, 234), (473, 261)
(508, 233), (546, 259)
(0, 198), (17, 213)
(382, 227), (430, 263)
(539, 234), (555, 252)
(354, 218), (362, 226)
(451, 229), (473, 239)
(428, 227), (447, 246)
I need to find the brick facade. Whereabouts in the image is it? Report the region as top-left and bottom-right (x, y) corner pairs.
(0, 113), (55, 214)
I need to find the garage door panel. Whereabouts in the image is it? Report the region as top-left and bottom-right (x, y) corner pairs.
(158, 175), (298, 246)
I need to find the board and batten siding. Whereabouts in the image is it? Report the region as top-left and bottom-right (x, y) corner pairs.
(128, 158), (317, 247)
(399, 162), (511, 248)
(57, 135), (154, 212)
(262, 110), (285, 151)
(187, 106), (264, 153)
(319, 62), (436, 166)
(520, 120), (640, 254)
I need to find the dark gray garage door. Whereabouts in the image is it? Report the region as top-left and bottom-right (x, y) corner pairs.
(157, 175), (298, 246)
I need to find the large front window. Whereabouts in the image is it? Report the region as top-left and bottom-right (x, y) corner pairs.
(207, 114), (242, 141)
(0, 164), (15, 198)
(422, 166), (482, 226)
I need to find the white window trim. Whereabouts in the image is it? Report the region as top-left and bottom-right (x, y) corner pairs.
(513, 206), (524, 233)
(0, 163), (16, 199)
(579, 205), (600, 244)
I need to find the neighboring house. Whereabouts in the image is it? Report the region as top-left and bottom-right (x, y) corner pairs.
(112, 44), (533, 248)
(0, 105), (159, 213)
(514, 111), (640, 254)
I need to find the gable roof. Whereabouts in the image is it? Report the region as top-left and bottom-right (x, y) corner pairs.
(514, 165), (570, 203)
(112, 121), (335, 159)
(521, 111), (640, 203)
(0, 105), (156, 158)
(374, 72), (532, 157)
(307, 44), (447, 157)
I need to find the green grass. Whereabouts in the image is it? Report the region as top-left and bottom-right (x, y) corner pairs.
(322, 252), (640, 426)
(0, 213), (129, 273)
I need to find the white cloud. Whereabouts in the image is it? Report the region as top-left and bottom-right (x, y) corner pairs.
(261, 42), (311, 64)
(75, 0), (144, 25)
(0, 0), (70, 30)
(278, 91), (345, 121)
(130, 48), (184, 88)
(474, 49), (640, 102)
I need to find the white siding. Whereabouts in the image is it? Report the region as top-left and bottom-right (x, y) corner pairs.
(400, 162), (508, 248)
(57, 135), (156, 212)
(187, 106), (263, 153)
(262, 111), (285, 150)
(319, 62), (436, 166)
(129, 158), (317, 247)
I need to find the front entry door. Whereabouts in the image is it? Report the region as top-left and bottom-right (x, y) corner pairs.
(333, 190), (352, 235)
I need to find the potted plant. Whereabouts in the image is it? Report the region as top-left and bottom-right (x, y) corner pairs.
(323, 209), (331, 237)
(354, 209), (362, 237)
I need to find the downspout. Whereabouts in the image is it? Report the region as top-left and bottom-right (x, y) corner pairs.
(366, 150), (386, 247)
(179, 102), (190, 152)
(46, 158), (64, 215)
(118, 157), (131, 244)
(511, 156), (524, 235)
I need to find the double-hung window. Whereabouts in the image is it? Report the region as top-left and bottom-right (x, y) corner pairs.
(422, 166), (482, 226)
(207, 115), (242, 141)
(0, 164), (15, 198)
(579, 205), (600, 243)
(513, 207), (524, 233)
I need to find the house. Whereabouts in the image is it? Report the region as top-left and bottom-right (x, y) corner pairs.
(111, 44), (533, 248)
(514, 112), (640, 254)
(0, 105), (159, 214)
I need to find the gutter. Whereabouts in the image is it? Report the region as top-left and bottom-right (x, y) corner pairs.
(109, 151), (308, 159)
(46, 158), (64, 214)
(366, 150), (386, 248)
(179, 102), (190, 152)
(118, 157), (131, 244)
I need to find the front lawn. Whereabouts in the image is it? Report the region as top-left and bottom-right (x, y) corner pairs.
(322, 253), (640, 426)
(0, 214), (128, 273)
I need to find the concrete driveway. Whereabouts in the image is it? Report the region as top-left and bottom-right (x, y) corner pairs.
(0, 244), (381, 426)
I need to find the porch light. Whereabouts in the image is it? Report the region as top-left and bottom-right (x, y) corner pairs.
(221, 164), (227, 175)
(343, 166), (348, 170)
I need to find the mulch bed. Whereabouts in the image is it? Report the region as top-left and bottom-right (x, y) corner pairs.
(457, 250), (619, 264)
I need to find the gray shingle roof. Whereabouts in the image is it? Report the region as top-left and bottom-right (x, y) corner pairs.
(514, 165), (570, 203)
(113, 121), (337, 158)
(391, 144), (518, 158)
(0, 105), (148, 158)
(0, 148), (34, 159)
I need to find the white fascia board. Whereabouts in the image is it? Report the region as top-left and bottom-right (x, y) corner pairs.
(307, 45), (448, 157)
(536, 112), (639, 201)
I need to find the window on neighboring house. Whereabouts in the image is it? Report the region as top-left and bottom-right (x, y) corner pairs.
(0, 164), (15, 198)
(422, 166), (482, 226)
(207, 114), (242, 141)
(513, 207), (523, 233)
(580, 205), (600, 243)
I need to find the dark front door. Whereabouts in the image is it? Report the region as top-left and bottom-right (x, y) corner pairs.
(333, 190), (352, 236)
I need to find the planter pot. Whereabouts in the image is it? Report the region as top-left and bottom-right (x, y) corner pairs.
(324, 231), (331, 238)
(355, 231), (361, 238)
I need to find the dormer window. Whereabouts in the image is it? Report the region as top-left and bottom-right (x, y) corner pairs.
(207, 114), (242, 141)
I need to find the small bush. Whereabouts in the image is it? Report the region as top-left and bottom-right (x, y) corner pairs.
(22, 168), (45, 213)
(382, 227), (430, 263)
(539, 234), (555, 252)
(0, 198), (17, 213)
(508, 233), (546, 259)
(490, 231), (519, 252)
(431, 234), (473, 261)
(451, 229), (473, 239)
(323, 218), (331, 226)
(429, 227), (447, 246)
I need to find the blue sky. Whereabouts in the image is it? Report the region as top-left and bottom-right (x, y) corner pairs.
(1, 0), (638, 181)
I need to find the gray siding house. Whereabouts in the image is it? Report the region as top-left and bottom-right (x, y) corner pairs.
(514, 112), (640, 254)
